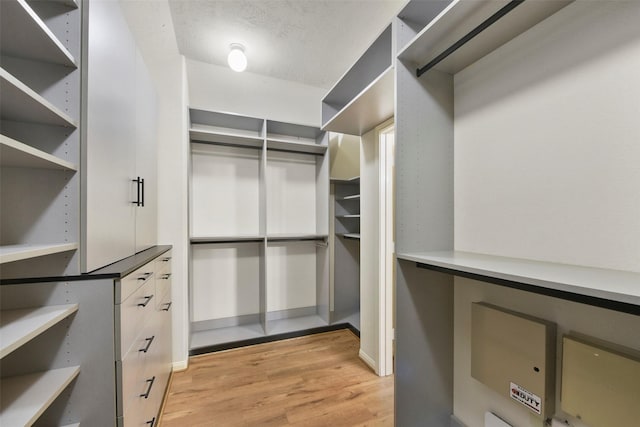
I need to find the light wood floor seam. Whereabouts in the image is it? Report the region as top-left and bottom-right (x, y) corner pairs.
(160, 330), (394, 426)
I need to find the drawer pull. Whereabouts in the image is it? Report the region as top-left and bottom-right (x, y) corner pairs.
(161, 257), (171, 262)
(160, 273), (172, 280)
(162, 302), (172, 312)
(139, 335), (155, 353)
(140, 376), (156, 399)
(137, 295), (154, 307)
(137, 272), (153, 281)
(146, 416), (156, 426)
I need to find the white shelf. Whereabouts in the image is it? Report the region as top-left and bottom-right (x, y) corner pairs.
(266, 138), (327, 155)
(398, 0), (573, 74)
(330, 176), (360, 184)
(322, 66), (395, 135)
(267, 234), (328, 242)
(339, 194), (360, 200)
(0, 304), (78, 358)
(190, 124), (264, 149)
(0, 0), (77, 67)
(0, 243), (78, 264)
(0, 366), (80, 427)
(397, 251), (640, 307)
(0, 134), (77, 170)
(339, 233), (361, 240)
(0, 68), (77, 128)
(337, 214), (360, 219)
(190, 235), (264, 244)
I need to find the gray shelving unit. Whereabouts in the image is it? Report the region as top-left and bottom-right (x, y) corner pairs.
(188, 109), (330, 352)
(393, 1), (639, 426)
(332, 177), (360, 331)
(0, 0), (84, 424)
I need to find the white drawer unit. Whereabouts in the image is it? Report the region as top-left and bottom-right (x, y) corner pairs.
(116, 249), (172, 427)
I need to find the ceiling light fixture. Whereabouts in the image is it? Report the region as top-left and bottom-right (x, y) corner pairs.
(227, 43), (247, 72)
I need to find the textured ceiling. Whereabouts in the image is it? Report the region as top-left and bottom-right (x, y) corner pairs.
(168, 0), (405, 88)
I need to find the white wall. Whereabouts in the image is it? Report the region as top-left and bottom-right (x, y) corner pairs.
(120, 0), (190, 369)
(187, 59), (326, 126)
(453, 2), (640, 426)
(360, 126), (380, 371)
(329, 133), (360, 179)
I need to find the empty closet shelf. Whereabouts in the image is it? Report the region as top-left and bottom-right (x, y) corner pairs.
(190, 236), (265, 244)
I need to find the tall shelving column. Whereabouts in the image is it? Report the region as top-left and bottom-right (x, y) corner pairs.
(0, 0), (84, 424)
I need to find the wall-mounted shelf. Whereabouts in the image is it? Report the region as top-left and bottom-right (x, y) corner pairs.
(339, 233), (361, 240)
(0, 243), (78, 265)
(266, 139), (327, 155)
(322, 24), (393, 135)
(398, 251), (640, 312)
(190, 124), (264, 149)
(0, 304), (78, 358)
(339, 194), (360, 201)
(398, 0), (573, 74)
(0, 0), (77, 67)
(0, 135), (77, 170)
(337, 214), (360, 219)
(189, 109), (264, 149)
(190, 236), (265, 244)
(267, 234), (328, 242)
(331, 176), (360, 184)
(396, 0), (453, 52)
(0, 366), (80, 426)
(0, 68), (77, 127)
(266, 119), (327, 154)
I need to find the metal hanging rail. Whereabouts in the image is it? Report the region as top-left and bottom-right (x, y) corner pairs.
(416, 0), (526, 77)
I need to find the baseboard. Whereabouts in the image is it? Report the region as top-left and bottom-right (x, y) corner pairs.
(172, 359), (188, 371)
(358, 349), (377, 373)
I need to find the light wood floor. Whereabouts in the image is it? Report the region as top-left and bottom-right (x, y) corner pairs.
(159, 329), (394, 426)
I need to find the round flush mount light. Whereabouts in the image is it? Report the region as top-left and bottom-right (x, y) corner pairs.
(227, 43), (247, 72)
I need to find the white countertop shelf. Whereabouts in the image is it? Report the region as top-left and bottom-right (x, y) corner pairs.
(266, 138), (327, 155)
(398, 0), (573, 74)
(1, 304), (79, 358)
(322, 66), (394, 135)
(0, 135), (77, 170)
(1, 68), (77, 128)
(0, 0), (77, 67)
(397, 251), (640, 308)
(0, 366), (80, 426)
(190, 124), (264, 149)
(0, 243), (78, 264)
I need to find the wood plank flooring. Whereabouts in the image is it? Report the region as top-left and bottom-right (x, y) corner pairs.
(160, 329), (394, 426)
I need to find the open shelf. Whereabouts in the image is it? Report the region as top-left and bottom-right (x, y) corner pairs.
(322, 66), (394, 135)
(322, 24), (393, 135)
(267, 233), (327, 242)
(190, 236), (265, 244)
(338, 233), (361, 240)
(0, 134), (77, 170)
(0, 304), (78, 358)
(189, 124), (264, 149)
(396, 0), (453, 52)
(0, 0), (77, 67)
(0, 243), (78, 264)
(0, 68), (77, 128)
(337, 214), (360, 219)
(398, 0), (573, 74)
(266, 139), (326, 155)
(266, 120), (326, 154)
(330, 176), (360, 184)
(339, 194), (360, 200)
(0, 366), (80, 426)
(397, 251), (640, 309)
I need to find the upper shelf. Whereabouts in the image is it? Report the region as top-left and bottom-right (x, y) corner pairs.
(331, 176), (360, 184)
(0, 243), (79, 265)
(266, 119), (326, 155)
(398, 0), (574, 75)
(0, 0), (77, 68)
(0, 134), (77, 170)
(190, 124), (264, 149)
(397, 251), (640, 311)
(1, 67), (77, 128)
(189, 108), (264, 149)
(322, 24), (393, 135)
(0, 304), (78, 358)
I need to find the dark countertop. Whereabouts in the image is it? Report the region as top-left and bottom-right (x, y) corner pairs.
(1, 245), (172, 285)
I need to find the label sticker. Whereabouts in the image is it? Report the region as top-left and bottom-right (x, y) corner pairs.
(510, 382), (542, 414)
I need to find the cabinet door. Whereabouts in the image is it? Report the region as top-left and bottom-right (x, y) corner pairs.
(134, 52), (158, 253)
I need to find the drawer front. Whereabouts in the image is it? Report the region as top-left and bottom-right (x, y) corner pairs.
(120, 262), (156, 303)
(119, 277), (156, 358)
(155, 251), (172, 307)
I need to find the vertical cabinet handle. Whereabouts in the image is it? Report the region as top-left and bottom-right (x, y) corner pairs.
(140, 177), (145, 207)
(132, 177), (142, 206)
(139, 335), (155, 353)
(140, 376), (156, 399)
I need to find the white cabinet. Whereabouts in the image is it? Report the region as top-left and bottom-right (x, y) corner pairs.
(83, 0), (157, 273)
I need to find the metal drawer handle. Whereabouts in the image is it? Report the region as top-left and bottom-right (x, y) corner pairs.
(140, 376), (156, 399)
(137, 295), (154, 307)
(161, 257), (171, 262)
(137, 272), (153, 281)
(162, 302), (172, 312)
(146, 416), (156, 426)
(161, 273), (171, 280)
(139, 335), (155, 353)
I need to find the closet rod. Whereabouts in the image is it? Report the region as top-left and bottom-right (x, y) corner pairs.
(416, 0), (525, 77)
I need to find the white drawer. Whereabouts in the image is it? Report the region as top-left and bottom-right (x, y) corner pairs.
(119, 278), (156, 358)
(120, 262), (155, 303)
